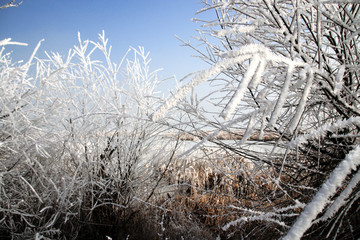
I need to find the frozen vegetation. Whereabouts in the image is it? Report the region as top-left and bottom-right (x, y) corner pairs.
(1, 0), (360, 239)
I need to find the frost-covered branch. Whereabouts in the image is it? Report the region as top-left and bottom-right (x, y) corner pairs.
(283, 145), (360, 240)
(0, 0), (23, 9)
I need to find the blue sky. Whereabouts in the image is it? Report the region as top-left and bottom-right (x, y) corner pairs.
(0, 0), (212, 91)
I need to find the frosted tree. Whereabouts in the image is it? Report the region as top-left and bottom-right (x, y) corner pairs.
(152, 0), (360, 239)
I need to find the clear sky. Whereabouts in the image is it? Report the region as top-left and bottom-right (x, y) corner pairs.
(0, 0), (213, 91)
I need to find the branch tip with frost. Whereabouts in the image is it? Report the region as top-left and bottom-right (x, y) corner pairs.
(0, 0), (23, 9)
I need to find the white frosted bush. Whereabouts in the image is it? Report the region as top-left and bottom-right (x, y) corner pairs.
(0, 32), (177, 239)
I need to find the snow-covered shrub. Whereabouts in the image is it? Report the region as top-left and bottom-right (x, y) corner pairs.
(0, 32), (178, 239)
(152, 0), (360, 239)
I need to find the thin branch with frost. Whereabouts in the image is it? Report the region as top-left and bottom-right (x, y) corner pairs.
(220, 56), (260, 120)
(288, 116), (360, 148)
(223, 215), (287, 232)
(282, 145), (360, 240)
(222, 201), (305, 231)
(287, 68), (313, 134)
(268, 64), (294, 127)
(0, 38), (27, 46)
(314, 168), (360, 224)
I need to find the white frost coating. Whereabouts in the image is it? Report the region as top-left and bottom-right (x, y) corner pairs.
(288, 69), (313, 134)
(222, 204), (295, 231)
(220, 56), (260, 120)
(220, 44), (304, 67)
(282, 145), (360, 240)
(0, 38), (28, 47)
(316, 169), (360, 223)
(334, 65), (345, 95)
(289, 116), (360, 148)
(223, 215), (286, 231)
(248, 59), (267, 89)
(219, 44), (268, 59)
(269, 64), (294, 126)
(216, 26), (256, 36)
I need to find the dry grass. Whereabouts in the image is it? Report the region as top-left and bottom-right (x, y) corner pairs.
(143, 147), (296, 239)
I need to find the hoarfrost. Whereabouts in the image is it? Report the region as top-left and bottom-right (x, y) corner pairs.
(216, 26), (256, 37)
(288, 69), (313, 134)
(289, 116), (360, 148)
(315, 169), (360, 223)
(220, 55), (260, 120)
(268, 64), (294, 127)
(282, 145), (360, 240)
